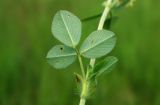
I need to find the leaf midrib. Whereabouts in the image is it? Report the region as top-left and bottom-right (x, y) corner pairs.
(97, 59), (117, 76)
(60, 12), (75, 47)
(101, 59), (117, 71)
(81, 35), (114, 54)
(47, 53), (76, 58)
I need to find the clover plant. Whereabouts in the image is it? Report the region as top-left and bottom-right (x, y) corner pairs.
(46, 0), (135, 105)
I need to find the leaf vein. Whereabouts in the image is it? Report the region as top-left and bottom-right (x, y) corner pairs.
(60, 12), (75, 47)
(81, 36), (114, 54)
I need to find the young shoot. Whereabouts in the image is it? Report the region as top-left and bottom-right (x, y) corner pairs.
(46, 0), (135, 105)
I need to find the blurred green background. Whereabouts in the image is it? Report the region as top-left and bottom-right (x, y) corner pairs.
(0, 0), (160, 105)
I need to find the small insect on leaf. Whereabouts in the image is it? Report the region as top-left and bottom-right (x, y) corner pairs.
(46, 45), (77, 69)
(94, 56), (118, 77)
(80, 30), (116, 58)
(52, 10), (81, 48)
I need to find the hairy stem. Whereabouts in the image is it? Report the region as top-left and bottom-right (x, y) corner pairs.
(90, 0), (113, 68)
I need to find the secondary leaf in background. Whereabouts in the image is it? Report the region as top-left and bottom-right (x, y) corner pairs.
(52, 10), (81, 48)
(94, 56), (118, 77)
(104, 12), (119, 29)
(80, 30), (116, 58)
(46, 45), (77, 69)
(81, 13), (101, 22)
(81, 12), (118, 30)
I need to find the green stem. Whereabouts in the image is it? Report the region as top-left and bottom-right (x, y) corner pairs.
(90, 0), (113, 68)
(79, 80), (89, 105)
(76, 50), (88, 105)
(78, 1), (113, 105)
(76, 49), (86, 79)
(79, 98), (86, 105)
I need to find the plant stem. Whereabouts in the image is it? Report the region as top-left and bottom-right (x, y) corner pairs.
(76, 49), (86, 79)
(78, 1), (113, 105)
(76, 50), (87, 105)
(79, 98), (86, 105)
(90, 0), (113, 68)
(78, 55), (86, 79)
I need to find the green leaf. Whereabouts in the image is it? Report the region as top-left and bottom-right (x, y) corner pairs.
(81, 13), (101, 22)
(94, 56), (118, 77)
(80, 30), (116, 58)
(104, 12), (119, 29)
(46, 45), (77, 69)
(52, 10), (81, 48)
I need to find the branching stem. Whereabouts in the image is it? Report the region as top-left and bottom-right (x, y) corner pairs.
(79, 1), (113, 105)
(76, 50), (87, 105)
(90, 0), (113, 68)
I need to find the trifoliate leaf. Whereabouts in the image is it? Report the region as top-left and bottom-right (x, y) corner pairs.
(46, 45), (77, 69)
(52, 10), (81, 48)
(80, 30), (116, 58)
